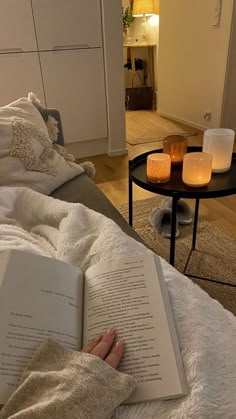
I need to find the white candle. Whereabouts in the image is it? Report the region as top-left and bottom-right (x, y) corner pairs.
(147, 153), (171, 183)
(203, 129), (235, 173)
(182, 152), (212, 187)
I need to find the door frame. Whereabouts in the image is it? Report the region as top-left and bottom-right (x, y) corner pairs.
(221, 1), (236, 129)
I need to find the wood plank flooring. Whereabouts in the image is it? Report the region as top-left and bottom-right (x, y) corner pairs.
(78, 112), (236, 239)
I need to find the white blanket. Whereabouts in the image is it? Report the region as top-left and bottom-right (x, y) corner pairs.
(0, 187), (235, 419)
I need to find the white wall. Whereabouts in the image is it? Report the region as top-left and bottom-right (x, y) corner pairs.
(158, 0), (234, 129)
(221, 3), (236, 129)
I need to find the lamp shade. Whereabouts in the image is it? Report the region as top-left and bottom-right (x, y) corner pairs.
(132, 0), (159, 16)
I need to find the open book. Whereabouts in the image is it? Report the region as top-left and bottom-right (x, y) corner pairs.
(0, 250), (188, 405)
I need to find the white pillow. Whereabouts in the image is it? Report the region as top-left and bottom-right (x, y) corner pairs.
(0, 96), (88, 195)
(0, 97), (49, 139)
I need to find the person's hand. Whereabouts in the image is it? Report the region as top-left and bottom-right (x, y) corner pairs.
(81, 328), (124, 369)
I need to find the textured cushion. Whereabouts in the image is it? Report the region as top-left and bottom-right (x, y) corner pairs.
(0, 97), (49, 138)
(0, 96), (86, 194)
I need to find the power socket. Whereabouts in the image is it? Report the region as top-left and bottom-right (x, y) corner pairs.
(204, 112), (212, 121)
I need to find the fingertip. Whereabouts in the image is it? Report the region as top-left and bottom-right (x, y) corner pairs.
(106, 327), (116, 336)
(115, 340), (124, 348)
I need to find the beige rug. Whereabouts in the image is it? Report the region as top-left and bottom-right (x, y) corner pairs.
(126, 110), (198, 145)
(116, 196), (236, 315)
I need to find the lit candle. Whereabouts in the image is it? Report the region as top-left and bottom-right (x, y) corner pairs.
(203, 129), (235, 173)
(163, 135), (187, 164)
(182, 152), (212, 187)
(147, 153), (171, 183)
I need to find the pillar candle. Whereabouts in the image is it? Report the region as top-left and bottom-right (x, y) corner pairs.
(163, 135), (187, 164)
(147, 153), (171, 183)
(203, 129), (235, 173)
(182, 152), (212, 187)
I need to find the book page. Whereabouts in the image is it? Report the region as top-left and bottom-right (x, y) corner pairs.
(83, 252), (186, 403)
(0, 250), (84, 404)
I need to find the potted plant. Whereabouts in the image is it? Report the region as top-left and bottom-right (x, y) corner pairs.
(122, 0), (135, 36)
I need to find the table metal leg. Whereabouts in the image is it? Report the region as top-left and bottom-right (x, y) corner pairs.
(128, 173), (133, 227)
(170, 194), (179, 266)
(192, 199), (200, 250)
(183, 198), (200, 274)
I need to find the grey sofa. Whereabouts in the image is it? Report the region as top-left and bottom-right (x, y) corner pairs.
(41, 109), (143, 245)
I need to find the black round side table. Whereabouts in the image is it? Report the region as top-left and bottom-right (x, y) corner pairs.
(129, 146), (236, 286)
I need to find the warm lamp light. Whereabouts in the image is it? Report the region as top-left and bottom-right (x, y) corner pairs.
(132, 0), (159, 16)
(182, 152), (212, 187)
(132, 0), (159, 42)
(147, 153), (171, 183)
(203, 129), (235, 173)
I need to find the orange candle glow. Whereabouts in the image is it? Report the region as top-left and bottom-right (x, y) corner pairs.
(182, 152), (212, 187)
(163, 135), (187, 164)
(147, 153), (171, 183)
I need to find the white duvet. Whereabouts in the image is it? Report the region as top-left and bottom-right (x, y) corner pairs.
(0, 186), (236, 419)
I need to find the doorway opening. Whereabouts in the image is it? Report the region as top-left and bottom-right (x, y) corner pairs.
(122, 0), (198, 154)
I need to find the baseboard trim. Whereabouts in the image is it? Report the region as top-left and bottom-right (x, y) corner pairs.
(66, 140), (128, 158)
(66, 138), (108, 158)
(108, 148), (128, 156)
(157, 110), (205, 132)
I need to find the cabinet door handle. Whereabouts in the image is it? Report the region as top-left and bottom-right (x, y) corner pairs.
(53, 44), (89, 51)
(0, 48), (24, 54)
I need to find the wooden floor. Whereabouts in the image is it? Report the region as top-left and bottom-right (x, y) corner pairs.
(80, 112), (236, 239)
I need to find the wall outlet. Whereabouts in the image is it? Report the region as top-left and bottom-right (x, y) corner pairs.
(204, 112), (212, 121)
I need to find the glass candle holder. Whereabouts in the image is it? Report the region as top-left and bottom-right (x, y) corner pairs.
(147, 153), (171, 183)
(163, 135), (188, 164)
(203, 129), (235, 173)
(182, 152), (212, 187)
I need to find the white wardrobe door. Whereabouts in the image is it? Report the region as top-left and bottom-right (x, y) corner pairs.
(32, 0), (103, 50)
(0, 52), (45, 107)
(40, 49), (107, 143)
(0, 0), (37, 52)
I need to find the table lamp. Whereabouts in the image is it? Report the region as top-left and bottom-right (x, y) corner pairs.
(132, 0), (159, 43)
